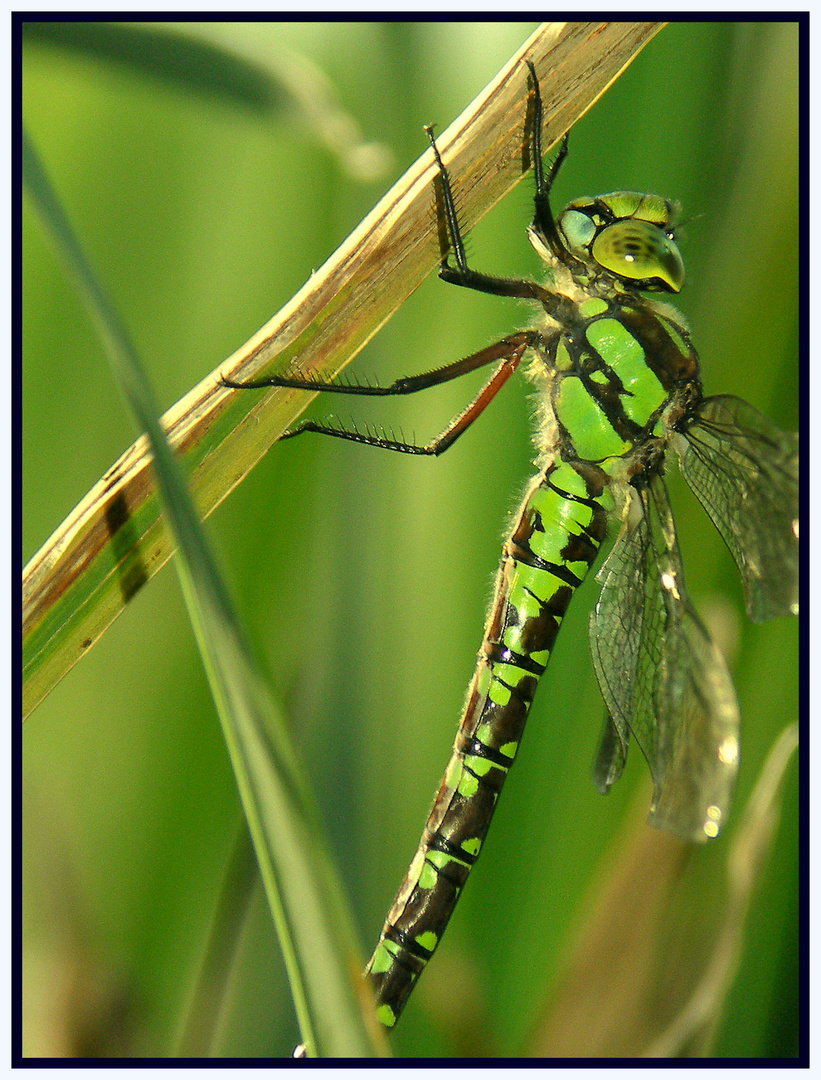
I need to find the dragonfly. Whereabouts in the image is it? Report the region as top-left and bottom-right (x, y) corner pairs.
(222, 59), (798, 1044)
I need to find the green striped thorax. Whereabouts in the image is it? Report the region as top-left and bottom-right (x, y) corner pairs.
(535, 188), (699, 476)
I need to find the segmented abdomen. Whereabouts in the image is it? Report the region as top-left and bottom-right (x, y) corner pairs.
(364, 457), (608, 1029)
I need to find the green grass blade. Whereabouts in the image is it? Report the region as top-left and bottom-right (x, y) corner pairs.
(22, 125), (384, 1058)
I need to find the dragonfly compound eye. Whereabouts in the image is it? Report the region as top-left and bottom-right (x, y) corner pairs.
(591, 219), (684, 292)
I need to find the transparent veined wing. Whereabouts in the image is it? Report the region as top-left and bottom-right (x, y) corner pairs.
(676, 395), (799, 623)
(589, 475), (740, 842)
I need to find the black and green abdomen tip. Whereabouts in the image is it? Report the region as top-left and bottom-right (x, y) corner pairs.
(365, 459), (608, 1029)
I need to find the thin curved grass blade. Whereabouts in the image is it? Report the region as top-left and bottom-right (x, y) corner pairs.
(23, 126), (383, 1059)
(21, 20), (392, 181)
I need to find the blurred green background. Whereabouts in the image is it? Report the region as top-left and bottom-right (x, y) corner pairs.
(22, 21), (799, 1058)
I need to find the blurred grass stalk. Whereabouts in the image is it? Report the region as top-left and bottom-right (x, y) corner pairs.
(525, 723), (799, 1056)
(22, 124), (383, 1059)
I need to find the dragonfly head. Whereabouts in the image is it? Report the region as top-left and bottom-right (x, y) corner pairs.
(556, 192), (684, 293)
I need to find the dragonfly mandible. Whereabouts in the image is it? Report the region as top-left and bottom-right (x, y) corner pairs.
(222, 58), (799, 1044)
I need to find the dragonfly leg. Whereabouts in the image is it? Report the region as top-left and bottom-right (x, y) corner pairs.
(425, 125), (554, 305)
(220, 330), (537, 395)
(280, 330), (536, 455)
(524, 58), (571, 260)
(425, 62), (573, 304)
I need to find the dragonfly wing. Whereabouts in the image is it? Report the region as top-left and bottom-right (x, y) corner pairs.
(589, 476), (740, 841)
(676, 394), (799, 623)
(588, 500), (645, 794)
(592, 711), (628, 793)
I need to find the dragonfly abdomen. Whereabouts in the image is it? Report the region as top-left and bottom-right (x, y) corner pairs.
(365, 458), (608, 1029)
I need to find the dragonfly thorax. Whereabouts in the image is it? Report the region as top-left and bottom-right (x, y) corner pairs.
(557, 191), (684, 294)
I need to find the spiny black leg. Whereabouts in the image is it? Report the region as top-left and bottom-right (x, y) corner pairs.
(220, 330), (538, 396)
(424, 122), (552, 304)
(524, 58), (569, 258)
(278, 330), (535, 456)
(425, 124), (468, 276)
(526, 58), (546, 198)
(544, 132), (569, 192)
